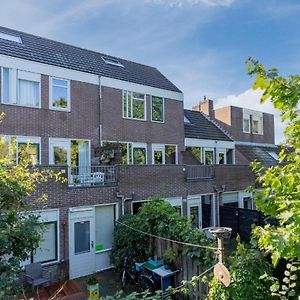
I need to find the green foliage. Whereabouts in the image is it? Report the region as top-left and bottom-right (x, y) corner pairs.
(111, 198), (214, 273)
(110, 214), (149, 272)
(206, 240), (275, 300)
(0, 137), (63, 297)
(100, 290), (166, 300)
(246, 58), (300, 297)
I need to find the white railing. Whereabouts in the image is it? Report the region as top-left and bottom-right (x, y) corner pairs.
(68, 165), (117, 187)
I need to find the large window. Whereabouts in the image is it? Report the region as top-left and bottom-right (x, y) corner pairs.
(152, 144), (177, 165)
(151, 96), (164, 122)
(33, 222), (58, 263)
(95, 205), (116, 251)
(50, 78), (70, 111)
(120, 142), (147, 165)
(204, 149), (214, 165)
(123, 91), (146, 120)
(0, 136), (41, 165)
(1, 68), (41, 107)
(243, 109), (263, 135)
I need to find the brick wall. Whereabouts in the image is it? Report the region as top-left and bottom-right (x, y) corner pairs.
(214, 106), (275, 144)
(0, 73), (100, 164)
(101, 86), (185, 163)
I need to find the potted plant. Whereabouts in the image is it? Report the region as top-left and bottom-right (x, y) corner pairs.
(87, 276), (99, 300)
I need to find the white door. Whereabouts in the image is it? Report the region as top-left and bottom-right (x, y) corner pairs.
(69, 207), (95, 279)
(187, 196), (202, 229)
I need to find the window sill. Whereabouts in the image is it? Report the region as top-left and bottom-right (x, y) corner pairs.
(122, 117), (146, 122)
(151, 120), (165, 124)
(1, 102), (41, 109)
(50, 107), (71, 112)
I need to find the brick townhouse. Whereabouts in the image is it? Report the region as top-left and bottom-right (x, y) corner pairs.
(0, 26), (265, 280)
(192, 98), (279, 166)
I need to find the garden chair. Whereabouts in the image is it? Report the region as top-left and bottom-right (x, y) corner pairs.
(24, 262), (50, 295)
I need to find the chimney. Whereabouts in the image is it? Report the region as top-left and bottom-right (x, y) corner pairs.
(192, 96), (215, 118)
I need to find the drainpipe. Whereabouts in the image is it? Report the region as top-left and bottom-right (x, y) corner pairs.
(215, 185), (225, 226)
(99, 76), (103, 147)
(116, 192), (132, 216)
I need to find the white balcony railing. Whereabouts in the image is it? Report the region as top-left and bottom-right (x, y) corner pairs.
(68, 165), (117, 187)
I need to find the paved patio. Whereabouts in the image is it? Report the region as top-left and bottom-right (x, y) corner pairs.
(75, 268), (136, 298)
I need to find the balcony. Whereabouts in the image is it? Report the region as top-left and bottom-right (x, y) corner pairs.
(185, 165), (214, 181)
(68, 165), (117, 187)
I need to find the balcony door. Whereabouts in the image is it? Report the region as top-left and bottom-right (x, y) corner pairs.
(187, 196), (202, 229)
(49, 138), (71, 165)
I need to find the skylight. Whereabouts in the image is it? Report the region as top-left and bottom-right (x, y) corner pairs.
(101, 56), (124, 67)
(267, 151), (279, 160)
(0, 32), (22, 43)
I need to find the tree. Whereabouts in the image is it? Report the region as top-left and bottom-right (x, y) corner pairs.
(0, 137), (62, 297)
(246, 58), (300, 297)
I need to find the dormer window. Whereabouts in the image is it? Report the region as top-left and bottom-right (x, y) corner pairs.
(0, 32), (22, 43)
(101, 56), (124, 67)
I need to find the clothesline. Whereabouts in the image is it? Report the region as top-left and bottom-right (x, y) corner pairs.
(115, 220), (218, 251)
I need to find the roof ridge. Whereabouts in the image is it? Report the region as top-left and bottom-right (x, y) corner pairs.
(199, 111), (234, 141)
(0, 26), (158, 70)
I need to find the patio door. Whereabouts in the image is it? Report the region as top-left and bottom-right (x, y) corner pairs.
(49, 138), (71, 165)
(187, 196), (202, 229)
(69, 207), (95, 279)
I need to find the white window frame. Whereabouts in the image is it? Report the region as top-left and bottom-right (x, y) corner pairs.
(152, 144), (178, 165)
(122, 90), (146, 121)
(165, 197), (183, 216)
(49, 137), (91, 166)
(49, 77), (71, 112)
(94, 203), (118, 253)
(216, 149), (227, 165)
(132, 142), (147, 165)
(17, 70), (41, 108)
(252, 115), (263, 135)
(1, 135), (41, 164)
(151, 96), (165, 123)
(21, 209), (60, 266)
(203, 148), (214, 165)
(243, 114), (250, 133)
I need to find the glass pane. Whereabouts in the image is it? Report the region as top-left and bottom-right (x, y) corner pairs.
(152, 97), (164, 122)
(252, 120), (259, 133)
(18, 79), (39, 107)
(0, 137), (10, 160)
(132, 92), (144, 100)
(165, 145), (176, 164)
(53, 78), (68, 87)
(2, 68), (10, 104)
(74, 221), (90, 254)
(133, 147), (146, 165)
(52, 86), (68, 108)
(95, 206), (115, 251)
(122, 92), (127, 118)
(205, 151), (213, 165)
(218, 153), (225, 165)
(33, 222), (57, 263)
(128, 93), (132, 118)
(243, 119), (250, 132)
(132, 99), (145, 119)
(154, 150), (163, 164)
(121, 143), (128, 164)
(190, 206), (199, 228)
(53, 146), (68, 165)
(18, 143), (40, 165)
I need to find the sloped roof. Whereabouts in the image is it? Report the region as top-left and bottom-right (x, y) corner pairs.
(184, 109), (232, 141)
(0, 26), (181, 93)
(236, 145), (279, 166)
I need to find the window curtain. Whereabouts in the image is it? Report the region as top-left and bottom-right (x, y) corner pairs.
(18, 79), (39, 106)
(78, 141), (90, 176)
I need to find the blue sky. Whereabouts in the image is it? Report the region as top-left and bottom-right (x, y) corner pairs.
(2, 0), (299, 142)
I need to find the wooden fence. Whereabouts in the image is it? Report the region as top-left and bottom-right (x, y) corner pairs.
(154, 239), (210, 300)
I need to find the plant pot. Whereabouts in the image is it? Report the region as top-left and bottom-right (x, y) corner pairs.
(88, 283), (99, 300)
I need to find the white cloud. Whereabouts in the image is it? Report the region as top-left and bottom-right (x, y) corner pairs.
(215, 89), (286, 144)
(146, 0), (235, 7)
